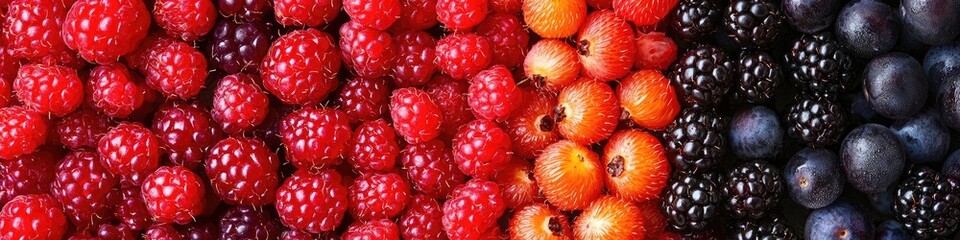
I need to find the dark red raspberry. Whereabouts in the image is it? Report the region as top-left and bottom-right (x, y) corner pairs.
(275, 169), (349, 233)
(442, 179), (506, 240)
(281, 230), (319, 240)
(342, 219), (401, 240)
(145, 224), (182, 240)
(211, 73), (270, 134)
(435, 33), (492, 80)
(0, 194), (68, 240)
(505, 89), (560, 159)
(0, 152), (57, 206)
(145, 41), (209, 99)
(468, 65), (524, 122)
(338, 77), (390, 123)
(115, 185), (151, 230)
(392, 31), (437, 88)
(0, 39), (18, 85)
(348, 119), (400, 173)
(635, 31), (677, 71)
(494, 158), (541, 208)
(61, 0), (151, 64)
(97, 122), (160, 176)
(344, 0), (401, 30)
(389, 87), (443, 144)
(348, 172), (411, 221)
(87, 63), (150, 118)
(424, 74), (474, 136)
(452, 119), (513, 179)
(55, 109), (113, 149)
(489, 0), (521, 14)
(3, 0), (69, 61)
(217, 0), (269, 20)
(400, 139), (466, 198)
(218, 206), (283, 240)
(260, 29), (341, 105)
(205, 137), (280, 206)
(436, 0), (488, 31)
(0, 77), (11, 108)
(141, 166), (206, 224)
(0, 106), (48, 160)
(475, 13), (529, 69)
(124, 32), (177, 73)
(96, 223), (137, 240)
(181, 221), (219, 240)
(400, 195), (447, 240)
(153, 0), (216, 41)
(14, 63), (84, 116)
(51, 150), (119, 230)
(279, 107), (352, 170)
(388, 0), (437, 32)
(272, 0), (340, 27)
(339, 21), (399, 78)
(207, 19), (272, 74)
(152, 102), (223, 169)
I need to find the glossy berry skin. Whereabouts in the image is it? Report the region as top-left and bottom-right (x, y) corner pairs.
(400, 140), (467, 199)
(212, 73), (270, 134)
(728, 105), (783, 160)
(348, 173), (411, 221)
(0, 107), (48, 160)
(208, 20), (272, 74)
(782, 0), (841, 34)
(218, 206), (283, 240)
(523, 0), (586, 38)
(614, 0), (677, 26)
(784, 148), (845, 209)
(98, 122), (161, 176)
(535, 140), (604, 211)
(275, 170), (348, 233)
(494, 158), (540, 208)
(114, 185), (152, 230)
(61, 0), (151, 64)
(141, 166), (206, 224)
(343, 219), (401, 240)
(900, 0), (959, 45)
(442, 179), (506, 240)
(344, 0), (400, 30)
(392, 31), (437, 88)
(88, 63), (148, 118)
(400, 195), (447, 240)
(635, 32), (678, 71)
(348, 119), (400, 173)
(205, 137), (280, 206)
(145, 224), (183, 240)
(862, 52), (927, 120)
(0, 152), (57, 206)
(339, 21), (399, 79)
(279, 107), (352, 170)
(434, 33), (492, 80)
(14, 64), (84, 116)
(577, 10), (636, 81)
(890, 110), (951, 164)
(834, 0), (900, 59)
(260, 29), (341, 105)
(505, 89), (560, 159)
(424, 74), (474, 136)
(574, 196), (645, 240)
(389, 0), (438, 32)
(603, 130), (671, 202)
(152, 102), (223, 169)
(338, 77), (390, 123)
(523, 39), (581, 91)
(145, 41), (209, 100)
(453, 119), (513, 179)
(390, 87), (443, 144)
(217, 0), (270, 20)
(468, 65), (523, 122)
(840, 124), (906, 193)
(51, 150), (119, 230)
(3, 0), (69, 61)
(618, 70), (680, 130)
(509, 203), (574, 240)
(153, 0), (216, 41)
(0, 194), (68, 240)
(805, 202), (875, 239)
(475, 14), (529, 69)
(0, 77), (11, 109)
(273, 0), (340, 27)
(554, 79), (620, 145)
(56, 109), (113, 150)
(436, 0), (488, 31)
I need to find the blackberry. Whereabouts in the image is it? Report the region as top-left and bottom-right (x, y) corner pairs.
(723, 0), (783, 48)
(722, 160), (784, 219)
(661, 173), (722, 233)
(785, 96), (847, 148)
(219, 206), (284, 240)
(664, 108), (726, 173)
(734, 51), (782, 103)
(731, 217), (799, 240)
(893, 167), (960, 238)
(670, 0), (722, 40)
(208, 19), (273, 74)
(785, 32), (855, 96)
(669, 45), (735, 107)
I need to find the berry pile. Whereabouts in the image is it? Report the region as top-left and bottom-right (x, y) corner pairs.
(0, 0), (959, 239)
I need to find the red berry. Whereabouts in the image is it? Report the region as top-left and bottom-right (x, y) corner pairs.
(0, 77), (11, 108)
(424, 74), (474, 136)
(523, 0), (586, 38)
(468, 65), (523, 122)
(260, 29), (341, 105)
(3, 0), (69, 61)
(534, 140), (604, 210)
(392, 31), (438, 88)
(211, 73), (270, 134)
(523, 39), (582, 91)
(399, 195), (447, 240)
(573, 196), (646, 239)
(51, 150), (119, 230)
(124, 32), (177, 73)
(141, 166), (206, 224)
(344, 0), (400, 30)
(452, 119), (513, 179)
(273, 0), (340, 27)
(0, 106), (48, 160)
(389, 87), (443, 144)
(281, 230), (320, 240)
(339, 21), (399, 79)
(347, 172), (411, 221)
(56, 108), (113, 150)
(152, 102), (223, 169)
(493, 158), (541, 208)
(115, 185), (151, 230)
(275, 170), (348, 233)
(635, 32), (678, 71)
(637, 200), (668, 238)
(61, 0), (151, 64)
(97, 122), (161, 176)
(436, 0), (488, 31)
(217, 0), (270, 20)
(618, 70), (680, 130)
(14, 63), (84, 116)
(218, 206), (284, 240)
(577, 10), (637, 81)
(348, 119), (400, 173)
(279, 107), (352, 170)
(489, 0), (521, 14)
(0, 152), (57, 206)
(442, 179), (506, 240)
(400, 139), (467, 198)
(602, 129), (671, 202)
(613, 0), (677, 26)
(0, 194), (68, 240)
(505, 89), (560, 159)
(145, 224), (183, 240)
(508, 203), (574, 239)
(587, 0), (611, 9)
(475, 13), (529, 69)
(388, 0), (438, 32)
(87, 63), (150, 118)
(153, 0), (216, 41)
(434, 33), (492, 80)
(554, 79), (620, 145)
(181, 221), (219, 240)
(343, 219), (401, 240)
(205, 137), (280, 206)
(145, 41), (209, 99)
(96, 223), (137, 240)
(338, 77), (390, 123)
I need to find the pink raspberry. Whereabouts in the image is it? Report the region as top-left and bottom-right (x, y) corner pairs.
(424, 74), (474, 136)
(342, 219), (401, 240)
(343, 0), (401, 30)
(211, 73), (270, 134)
(273, 0), (340, 27)
(152, 0), (217, 41)
(388, 0), (438, 32)
(0, 152), (57, 206)
(275, 170), (348, 233)
(205, 137), (280, 206)
(97, 122), (160, 176)
(468, 65), (524, 122)
(152, 102), (223, 169)
(279, 107), (352, 170)
(61, 0), (151, 64)
(51, 150), (119, 230)
(348, 173), (411, 221)
(389, 87), (443, 144)
(442, 179), (506, 240)
(0, 106), (47, 160)
(338, 77), (390, 123)
(3, 0), (69, 61)
(436, 0), (488, 31)
(435, 33), (492, 80)
(55, 108), (113, 150)
(452, 119), (513, 179)
(392, 31), (437, 88)
(400, 139), (466, 199)
(87, 63), (149, 118)
(141, 166), (206, 224)
(260, 29), (341, 105)
(348, 119), (400, 173)
(0, 194), (68, 240)
(400, 195), (447, 240)
(475, 13), (530, 69)
(14, 63), (84, 116)
(339, 21), (399, 78)
(145, 41), (209, 100)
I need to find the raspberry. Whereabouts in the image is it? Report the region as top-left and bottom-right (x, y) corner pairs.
(435, 33), (493, 80)
(338, 77), (390, 123)
(475, 13), (529, 69)
(348, 119), (400, 173)
(153, 0), (216, 41)
(0, 106), (48, 160)
(145, 41), (209, 100)
(205, 137), (280, 206)
(56, 109), (113, 150)
(0, 77), (11, 108)
(343, 219), (401, 240)
(493, 158), (541, 208)
(61, 0), (151, 64)
(51, 150), (119, 230)
(0, 194), (68, 240)
(211, 73), (270, 134)
(145, 224), (182, 239)
(635, 32), (678, 71)
(344, 0), (401, 30)
(523, 0), (586, 38)
(489, 0), (521, 14)
(508, 203), (574, 239)
(0, 152), (57, 206)
(115, 185), (151, 230)
(87, 63), (149, 118)
(3, 0), (69, 61)
(554, 79), (621, 145)
(392, 31), (438, 88)
(14, 63), (84, 116)
(442, 179), (506, 240)
(436, 0), (488, 31)
(505, 89), (560, 159)
(388, 0), (438, 32)
(218, 206), (283, 240)
(272, 0), (340, 27)
(535, 140), (605, 210)
(141, 166), (206, 224)
(181, 221), (219, 240)
(424, 74), (474, 136)
(275, 170), (349, 233)
(208, 19), (272, 74)
(0, 40), (18, 85)
(124, 32), (177, 73)
(96, 223), (137, 240)
(217, 0), (269, 20)
(400, 139), (467, 198)
(279, 107), (352, 170)
(399, 195), (447, 240)
(97, 122), (161, 176)
(152, 102), (223, 169)
(339, 21), (399, 78)
(389, 87), (443, 144)
(576, 10), (637, 81)
(468, 65), (524, 122)
(453, 119), (513, 179)
(618, 70), (680, 130)
(281, 230), (319, 240)
(348, 172), (411, 221)
(260, 29), (341, 105)
(587, 0), (611, 9)
(523, 39), (582, 91)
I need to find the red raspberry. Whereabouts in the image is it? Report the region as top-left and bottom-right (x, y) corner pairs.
(218, 206), (284, 240)
(141, 166), (206, 224)
(613, 0), (677, 26)
(436, 0), (488, 31)
(205, 137), (280, 206)
(400, 139), (467, 198)
(0, 152), (57, 206)
(435, 33), (492, 80)
(348, 172), (411, 221)
(576, 10), (637, 81)
(0, 77), (11, 108)
(494, 158), (541, 208)
(260, 29), (341, 105)
(153, 0), (216, 41)
(96, 223), (137, 240)
(56, 109), (113, 150)
(389, 87), (443, 144)
(152, 102), (223, 169)
(275, 170), (348, 233)
(272, 0), (340, 27)
(281, 230), (319, 240)
(399, 195), (447, 240)
(468, 65), (524, 122)
(505, 89), (560, 159)
(0, 106), (48, 160)
(97, 122), (161, 176)
(211, 73), (269, 134)
(145, 224), (182, 240)
(115, 185), (151, 230)
(442, 179), (506, 240)
(0, 39), (18, 83)
(475, 13), (529, 69)
(145, 41), (209, 100)
(87, 63), (149, 118)
(124, 32), (176, 73)
(61, 0), (151, 64)
(635, 31), (678, 71)
(3, 0), (69, 61)
(453, 119), (513, 179)
(388, 0), (438, 32)
(218, 0), (270, 20)
(339, 21), (399, 78)
(348, 119), (400, 173)
(338, 77), (390, 123)
(344, 0), (401, 30)
(392, 31), (437, 88)
(342, 219), (401, 240)
(14, 63), (84, 116)
(279, 107), (352, 170)
(489, 0), (521, 14)
(424, 74), (474, 136)
(51, 150), (119, 230)
(0, 194), (68, 240)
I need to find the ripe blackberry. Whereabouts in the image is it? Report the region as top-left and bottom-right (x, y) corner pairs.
(663, 109), (726, 173)
(894, 167), (960, 238)
(723, 0), (783, 48)
(722, 160), (784, 219)
(785, 96), (847, 148)
(669, 45), (735, 107)
(730, 217), (799, 240)
(208, 19), (272, 74)
(670, 0), (721, 40)
(785, 32), (855, 96)
(734, 51), (782, 104)
(660, 173), (721, 233)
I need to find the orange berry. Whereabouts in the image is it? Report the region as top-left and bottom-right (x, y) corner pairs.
(534, 140), (603, 211)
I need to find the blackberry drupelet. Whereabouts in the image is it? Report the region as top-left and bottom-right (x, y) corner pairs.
(669, 45), (735, 107)
(785, 96), (847, 148)
(722, 160), (784, 219)
(723, 0), (783, 48)
(664, 108), (726, 173)
(219, 206), (284, 240)
(734, 51), (782, 103)
(785, 32), (855, 96)
(661, 173), (722, 234)
(208, 19), (273, 74)
(894, 167), (960, 238)
(670, 0), (722, 40)
(731, 217), (799, 240)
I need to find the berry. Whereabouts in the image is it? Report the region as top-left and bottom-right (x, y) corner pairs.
(668, 45), (734, 106)
(468, 65), (523, 122)
(734, 51), (781, 103)
(343, 219), (401, 240)
(98, 122), (160, 176)
(348, 119), (399, 173)
(56, 109), (113, 150)
(785, 96), (847, 148)
(87, 63), (149, 118)
(721, 160), (784, 219)
(343, 0), (400, 30)
(523, 39), (581, 91)
(637, 200), (668, 238)
(0, 194), (68, 240)
(152, 102), (223, 169)
(670, 0), (721, 40)
(840, 124), (906, 193)
(124, 32), (177, 73)
(272, 0), (340, 27)
(618, 70), (680, 130)
(576, 10), (636, 81)
(785, 32), (855, 95)
(392, 31), (437, 88)
(207, 19), (272, 74)
(505, 89), (559, 159)
(279, 107), (352, 170)
(890, 110), (951, 164)
(3, 0), (69, 61)
(389, 0), (438, 32)
(424, 74), (474, 136)
(901, 0), (960, 45)
(275, 170), (348, 233)
(141, 166), (206, 224)
(14, 63), (84, 116)
(145, 41), (209, 100)
(205, 137), (280, 206)
(348, 172), (411, 221)
(663, 108), (726, 173)
(182, 221), (219, 240)
(390, 87), (443, 144)
(153, 0), (216, 41)
(876, 220), (913, 240)
(52, 150), (119, 230)
(490, 0), (521, 13)
(399, 195), (446, 240)
(804, 202), (874, 239)
(145, 224), (183, 240)
(452, 119), (513, 179)
(728, 105), (783, 160)
(218, 206), (283, 240)
(603, 129), (671, 202)
(494, 158), (541, 208)
(115, 185), (152, 230)
(0, 152), (57, 206)
(893, 167), (960, 238)
(434, 33), (492, 80)
(475, 13), (529, 69)
(339, 21), (399, 78)
(96, 223), (137, 240)
(731, 217), (799, 240)
(862, 52), (927, 119)
(613, 0), (677, 26)
(534, 140), (603, 210)
(211, 73), (270, 134)
(400, 139), (467, 198)
(0, 78), (11, 109)
(554, 79), (619, 145)
(634, 32), (678, 71)
(442, 179), (506, 240)
(61, 0), (151, 64)
(509, 203), (573, 239)
(260, 29), (341, 105)
(660, 173), (721, 233)
(723, 0), (783, 48)
(782, 0), (841, 33)
(217, 0), (269, 20)
(436, 0), (488, 31)
(339, 77), (390, 123)
(783, 148), (845, 209)
(573, 196), (645, 240)
(0, 107), (48, 160)
(522, 0), (586, 38)
(834, 0), (899, 59)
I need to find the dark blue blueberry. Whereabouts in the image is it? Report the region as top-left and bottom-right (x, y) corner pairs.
(782, 0), (842, 33)
(942, 150), (960, 179)
(889, 110), (950, 164)
(840, 124), (906, 193)
(863, 52), (928, 120)
(784, 148), (845, 209)
(923, 44), (960, 95)
(900, 0), (960, 45)
(729, 105), (782, 160)
(875, 220), (914, 240)
(895, 22), (929, 56)
(938, 74), (960, 130)
(869, 187), (896, 216)
(805, 202), (875, 240)
(843, 92), (881, 123)
(835, 0), (900, 59)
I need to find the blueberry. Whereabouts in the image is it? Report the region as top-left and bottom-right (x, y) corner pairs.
(889, 110), (950, 164)
(863, 52), (927, 120)
(840, 124), (906, 193)
(782, 0), (842, 33)
(868, 187), (896, 216)
(938, 75), (960, 130)
(875, 220), (914, 240)
(728, 105), (782, 160)
(843, 92), (881, 123)
(784, 148), (845, 209)
(923, 44), (960, 95)
(805, 202), (875, 239)
(900, 0), (960, 45)
(942, 150), (960, 179)
(835, 0), (900, 59)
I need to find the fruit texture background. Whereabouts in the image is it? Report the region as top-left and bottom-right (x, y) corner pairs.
(0, 0), (959, 239)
